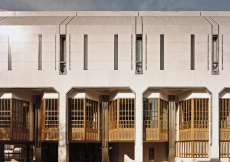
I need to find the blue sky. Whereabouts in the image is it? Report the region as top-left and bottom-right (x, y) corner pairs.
(0, 0), (230, 11)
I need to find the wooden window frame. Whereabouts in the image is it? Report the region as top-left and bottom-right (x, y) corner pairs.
(143, 98), (168, 141)
(41, 99), (59, 141)
(109, 98), (135, 141)
(220, 99), (230, 158)
(177, 98), (209, 158)
(0, 99), (11, 140)
(0, 99), (29, 141)
(68, 98), (99, 141)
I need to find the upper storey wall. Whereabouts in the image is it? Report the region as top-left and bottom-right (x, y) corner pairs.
(0, 12), (230, 92)
(0, 16), (67, 34)
(67, 16), (135, 34)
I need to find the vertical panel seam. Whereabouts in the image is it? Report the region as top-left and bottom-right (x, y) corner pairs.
(203, 16), (212, 71)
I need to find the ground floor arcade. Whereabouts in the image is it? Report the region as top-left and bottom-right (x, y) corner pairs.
(0, 87), (229, 162)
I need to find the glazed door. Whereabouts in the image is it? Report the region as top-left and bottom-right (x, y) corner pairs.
(69, 143), (101, 162)
(41, 142), (58, 162)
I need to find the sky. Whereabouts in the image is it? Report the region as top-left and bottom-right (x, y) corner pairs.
(0, 0), (230, 11)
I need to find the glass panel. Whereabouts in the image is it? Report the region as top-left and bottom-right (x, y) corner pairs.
(45, 99), (58, 128)
(136, 35), (142, 73)
(143, 99), (158, 129)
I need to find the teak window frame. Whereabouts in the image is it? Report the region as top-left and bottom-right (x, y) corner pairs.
(143, 98), (168, 141)
(40, 99), (59, 141)
(68, 98), (99, 141)
(0, 99), (29, 141)
(220, 98), (230, 158)
(109, 98), (135, 141)
(177, 98), (209, 158)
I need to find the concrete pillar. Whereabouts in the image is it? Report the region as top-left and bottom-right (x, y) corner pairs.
(168, 95), (176, 162)
(135, 92), (143, 162)
(33, 95), (41, 162)
(210, 92), (219, 161)
(58, 92), (68, 162)
(102, 95), (109, 162)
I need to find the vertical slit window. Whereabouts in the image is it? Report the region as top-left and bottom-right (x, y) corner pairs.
(136, 35), (142, 74)
(114, 34), (118, 70)
(60, 35), (66, 74)
(222, 35), (223, 70)
(8, 36), (12, 70)
(145, 34), (147, 70)
(212, 35), (218, 73)
(213, 36), (218, 63)
(69, 34), (71, 70)
(84, 34), (88, 70)
(191, 35), (195, 70)
(160, 34), (164, 70)
(131, 34), (133, 70)
(207, 34), (209, 70)
(55, 35), (56, 70)
(38, 34), (42, 70)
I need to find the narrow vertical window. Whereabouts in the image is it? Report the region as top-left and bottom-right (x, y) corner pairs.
(136, 35), (142, 74)
(38, 34), (42, 70)
(145, 34), (147, 70)
(8, 36), (12, 70)
(207, 34), (209, 70)
(60, 35), (66, 74)
(149, 148), (154, 160)
(55, 35), (56, 70)
(191, 35), (195, 70)
(84, 34), (88, 70)
(160, 34), (164, 70)
(69, 34), (71, 70)
(212, 35), (218, 73)
(213, 36), (218, 62)
(222, 35), (223, 70)
(114, 34), (118, 70)
(131, 34), (133, 70)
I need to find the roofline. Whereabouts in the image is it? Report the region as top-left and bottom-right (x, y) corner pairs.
(1, 11), (230, 17)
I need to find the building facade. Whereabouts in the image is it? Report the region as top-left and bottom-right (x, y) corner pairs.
(0, 11), (230, 162)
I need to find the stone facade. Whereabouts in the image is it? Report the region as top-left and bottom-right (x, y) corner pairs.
(0, 11), (230, 162)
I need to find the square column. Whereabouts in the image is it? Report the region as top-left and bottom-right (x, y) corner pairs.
(135, 92), (143, 162)
(210, 92), (219, 160)
(168, 95), (176, 162)
(101, 95), (109, 162)
(58, 92), (68, 162)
